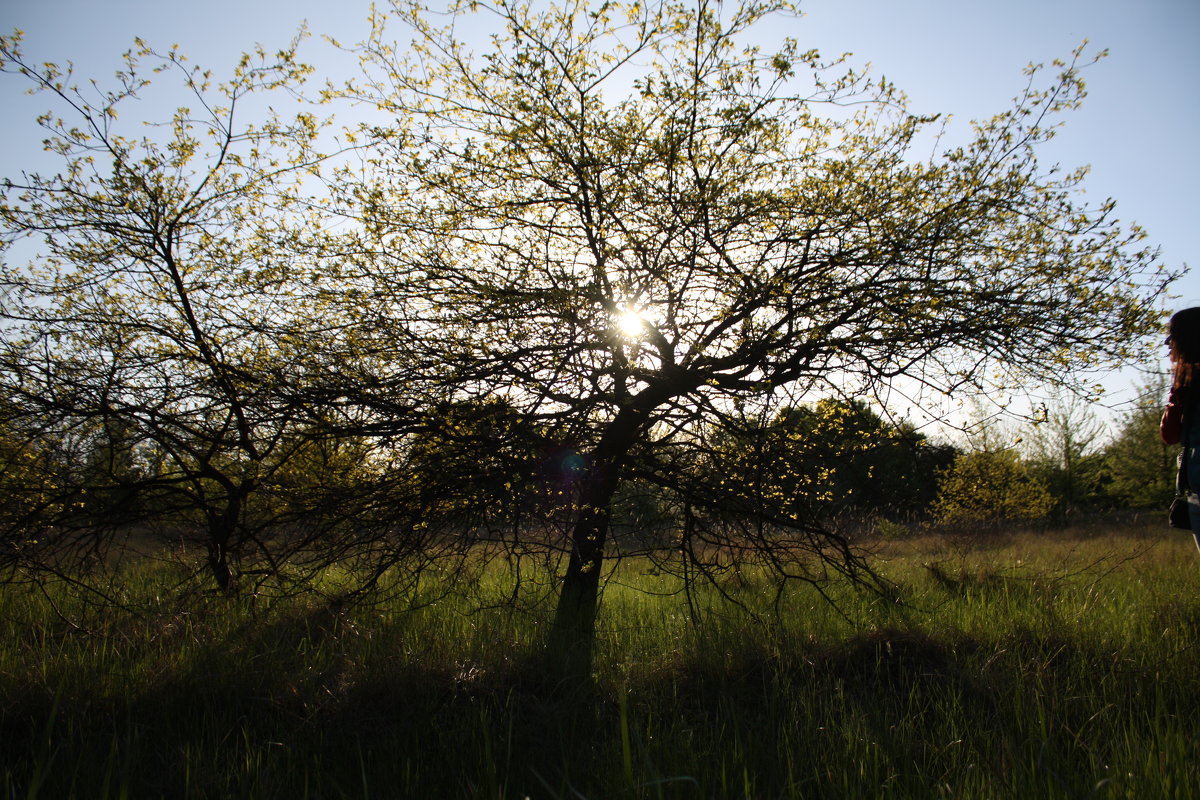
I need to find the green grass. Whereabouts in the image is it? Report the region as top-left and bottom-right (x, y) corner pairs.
(2, 525), (1198, 798)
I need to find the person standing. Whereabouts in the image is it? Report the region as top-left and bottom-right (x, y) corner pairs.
(1161, 307), (1200, 551)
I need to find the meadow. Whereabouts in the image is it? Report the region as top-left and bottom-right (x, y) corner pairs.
(2, 522), (1198, 799)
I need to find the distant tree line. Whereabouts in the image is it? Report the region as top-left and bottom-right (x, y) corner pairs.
(933, 378), (1175, 530)
(0, 380), (1174, 568)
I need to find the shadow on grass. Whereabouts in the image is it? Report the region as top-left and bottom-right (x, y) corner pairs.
(3, 600), (1198, 799)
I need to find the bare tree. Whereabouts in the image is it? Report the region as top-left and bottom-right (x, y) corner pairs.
(1022, 391), (1108, 516)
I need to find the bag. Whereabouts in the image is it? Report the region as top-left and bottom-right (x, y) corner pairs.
(1170, 495), (1191, 529)
(1171, 448), (1192, 529)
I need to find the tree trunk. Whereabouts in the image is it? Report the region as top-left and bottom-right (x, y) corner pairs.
(206, 536), (232, 593)
(205, 494), (242, 593)
(547, 477), (618, 684)
(546, 409), (643, 684)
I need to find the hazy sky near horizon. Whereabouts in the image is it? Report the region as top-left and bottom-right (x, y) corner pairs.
(1, 0), (1196, 412)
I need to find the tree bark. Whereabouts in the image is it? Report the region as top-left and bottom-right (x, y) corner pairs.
(546, 407), (646, 684)
(547, 471), (619, 684)
(204, 491), (244, 593)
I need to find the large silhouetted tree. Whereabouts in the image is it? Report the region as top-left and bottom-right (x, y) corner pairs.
(337, 0), (1173, 677)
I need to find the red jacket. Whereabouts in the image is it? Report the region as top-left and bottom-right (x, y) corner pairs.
(1162, 386), (1190, 445)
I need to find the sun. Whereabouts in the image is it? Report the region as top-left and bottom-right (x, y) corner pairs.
(616, 308), (646, 338)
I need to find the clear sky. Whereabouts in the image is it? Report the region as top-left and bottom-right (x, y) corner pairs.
(1, 0), (1196, 414)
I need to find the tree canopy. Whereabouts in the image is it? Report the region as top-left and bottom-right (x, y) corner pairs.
(333, 0), (1170, 672)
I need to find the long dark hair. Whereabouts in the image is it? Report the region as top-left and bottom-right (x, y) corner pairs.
(1168, 307), (1200, 391)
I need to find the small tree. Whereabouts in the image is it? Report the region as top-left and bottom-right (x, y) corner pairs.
(706, 398), (954, 522)
(0, 32), (371, 591)
(1103, 375), (1175, 509)
(1022, 392), (1108, 518)
(932, 447), (1055, 529)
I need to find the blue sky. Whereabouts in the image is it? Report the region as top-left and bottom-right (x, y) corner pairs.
(1, 0), (1196, 414)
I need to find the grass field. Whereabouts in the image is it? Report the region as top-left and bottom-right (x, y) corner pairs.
(2, 523), (1198, 799)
